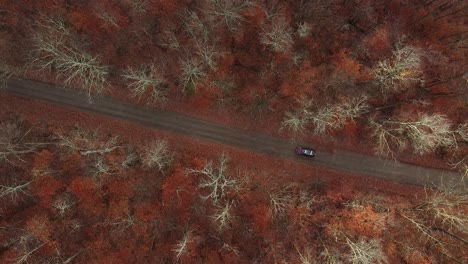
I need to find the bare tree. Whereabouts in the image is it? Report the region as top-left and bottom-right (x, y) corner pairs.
(281, 96), (369, 135)
(295, 245), (314, 264)
(371, 113), (463, 157)
(4, 230), (47, 264)
(172, 230), (195, 262)
(318, 244), (344, 264)
(57, 128), (123, 156)
(196, 44), (223, 71)
(31, 17), (109, 99)
(207, 0), (252, 31)
(122, 64), (167, 104)
(187, 154), (240, 205)
(125, 0), (150, 14)
(56, 128), (135, 178)
(12, 241), (47, 264)
(268, 190), (291, 218)
(141, 139), (173, 172)
(344, 236), (388, 264)
(110, 212), (137, 234)
(369, 119), (405, 158)
(211, 201), (234, 230)
(157, 30), (181, 50)
(261, 17), (294, 52)
(414, 185), (467, 234)
(179, 56), (207, 94)
(0, 120), (46, 163)
(52, 193), (75, 216)
(179, 9), (210, 42)
(89, 156), (116, 178)
(96, 10), (120, 28)
(0, 180), (32, 201)
(121, 150), (139, 169)
(373, 44), (424, 94)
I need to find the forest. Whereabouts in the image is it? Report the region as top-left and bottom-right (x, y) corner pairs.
(0, 0), (467, 263)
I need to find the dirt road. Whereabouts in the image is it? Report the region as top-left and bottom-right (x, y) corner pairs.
(2, 79), (464, 190)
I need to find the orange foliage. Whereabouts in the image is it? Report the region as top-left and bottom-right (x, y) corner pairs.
(161, 167), (194, 219)
(251, 205), (270, 235)
(68, 176), (105, 216)
(32, 149), (53, 171)
(107, 197), (129, 220)
(345, 206), (385, 237)
(25, 214), (53, 243)
(190, 93), (212, 110)
(134, 201), (160, 222)
(384, 240), (398, 263)
(67, 11), (103, 34)
(31, 174), (64, 208)
(402, 250), (434, 264)
(216, 54), (236, 78)
(341, 121), (357, 143)
(332, 49), (362, 79)
(149, 0), (183, 15)
(279, 82), (294, 98)
(243, 5), (266, 26)
(361, 26), (392, 59)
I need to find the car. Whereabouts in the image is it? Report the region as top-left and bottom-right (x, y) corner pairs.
(295, 146), (316, 157)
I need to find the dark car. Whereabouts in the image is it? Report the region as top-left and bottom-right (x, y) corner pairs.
(295, 146), (316, 157)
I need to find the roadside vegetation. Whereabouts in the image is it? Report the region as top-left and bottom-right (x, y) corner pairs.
(0, 116), (466, 263)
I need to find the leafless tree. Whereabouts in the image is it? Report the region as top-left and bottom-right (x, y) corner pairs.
(179, 56), (207, 94)
(206, 0), (252, 31)
(110, 212), (137, 234)
(344, 236), (388, 264)
(261, 17), (294, 52)
(196, 44), (223, 71)
(172, 230), (195, 262)
(373, 44), (424, 94)
(0, 120), (46, 164)
(125, 0), (150, 14)
(57, 128), (123, 156)
(157, 30), (181, 50)
(268, 190), (291, 218)
(179, 9), (210, 42)
(187, 154), (240, 205)
(211, 201), (234, 230)
(0, 180), (32, 201)
(30, 17), (109, 99)
(141, 139), (173, 172)
(122, 64), (167, 104)
(281, 96), (369, 135)
(414, 185), (468, 234)
(52, 193), (75, 216)
(295, 245), (314, 264)
(371, 113), (464, 157)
